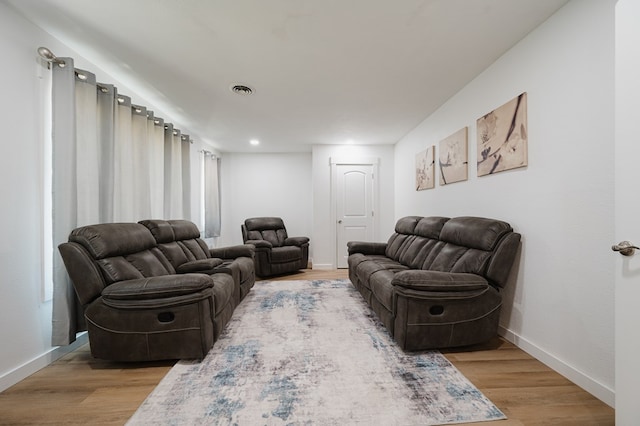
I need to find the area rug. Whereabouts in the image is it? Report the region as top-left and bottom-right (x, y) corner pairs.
(127, 279), (506, 425)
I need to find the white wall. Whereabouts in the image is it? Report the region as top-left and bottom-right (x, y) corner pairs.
(0, 2), (213, 391)
(0, 2), (82, 390)
(218, 152), (313, 252)
(394, 0), (615, 405)
(312, 144), (395, 269)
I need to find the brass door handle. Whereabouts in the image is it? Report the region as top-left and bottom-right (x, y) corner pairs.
(612, 241), (639, 256)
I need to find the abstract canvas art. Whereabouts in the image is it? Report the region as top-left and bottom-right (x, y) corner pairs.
(439, 127), (468, 185)
(416, 146), (435, 190)
(477, 92), (528, 176)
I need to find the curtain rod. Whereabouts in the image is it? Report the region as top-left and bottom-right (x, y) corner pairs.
(200, 149), (217, 158)
(37, 47), (66, 66)
(37, 46), (199, 146)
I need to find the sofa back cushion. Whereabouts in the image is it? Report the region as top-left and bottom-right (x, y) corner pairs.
(386, 216), (448, 268)
(243, 217), (288, 247)
(385, 216), (519, 287)
(139, 219), (211, 270)
(68, 223), (171, 285)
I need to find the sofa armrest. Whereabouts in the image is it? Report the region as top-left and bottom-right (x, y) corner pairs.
(176, 258), (224, 274)
(101, 274), (213, 301)
(392, 270), (488, 292)
(284, 236), (309, 246)
(244, 239), (272, 249)
(209, 244), (255, 260)
(347, 241), (387, 256)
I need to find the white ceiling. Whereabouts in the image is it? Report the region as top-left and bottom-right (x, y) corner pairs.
(9, 0), (568, 153)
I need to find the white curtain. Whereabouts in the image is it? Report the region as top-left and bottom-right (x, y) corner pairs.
(51, 58), (82, 345)
(148, 113), (165, 218)
(96, 84), (115, 223)
(163, 123), (184, 219)
(204, 153), (221, 237)
(181, 135), (192, 220)
(51, 59), (195, 345)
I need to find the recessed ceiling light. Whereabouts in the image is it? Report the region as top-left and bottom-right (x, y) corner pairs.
(250, 139), (260, 146)
(231, 84), (254, 95)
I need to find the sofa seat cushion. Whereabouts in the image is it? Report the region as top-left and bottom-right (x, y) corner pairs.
(271, 246), (303, 263)
(176, 258), (224, 274)
(350, 255), (409, 290)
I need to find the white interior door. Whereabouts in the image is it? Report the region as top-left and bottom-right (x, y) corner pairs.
(334, 163), (375, 268)
(615, 0), (640, 422)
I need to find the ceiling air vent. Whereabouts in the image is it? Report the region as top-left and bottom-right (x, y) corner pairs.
(230, 84), (254, 95)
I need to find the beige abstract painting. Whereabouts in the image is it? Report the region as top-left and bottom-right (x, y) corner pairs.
(477, 92), (528, 176)
(416, 146), (435, 190)
(439, 127), (468, 185)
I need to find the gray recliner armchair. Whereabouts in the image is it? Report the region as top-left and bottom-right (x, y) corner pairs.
(241, 217), (309, 277)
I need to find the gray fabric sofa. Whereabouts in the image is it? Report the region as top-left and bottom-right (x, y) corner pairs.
(348, 216), (521, 351)
(58, 220), (255, 362)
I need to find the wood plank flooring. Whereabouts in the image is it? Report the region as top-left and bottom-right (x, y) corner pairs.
(0, 269), (614, 425)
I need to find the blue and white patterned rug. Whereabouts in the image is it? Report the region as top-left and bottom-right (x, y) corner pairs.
(127, 279), (506, 425)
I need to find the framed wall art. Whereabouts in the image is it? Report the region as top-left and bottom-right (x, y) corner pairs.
(477, 92), (528, 176)
(415, 146), (435, 190)
(439, 127), (468, 185)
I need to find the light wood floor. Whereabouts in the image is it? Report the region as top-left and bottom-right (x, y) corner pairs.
(0, 269), (614, 425)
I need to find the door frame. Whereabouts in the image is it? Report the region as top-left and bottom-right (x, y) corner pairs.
(330, 157), (379, 268)
(614, 0), (640, 420)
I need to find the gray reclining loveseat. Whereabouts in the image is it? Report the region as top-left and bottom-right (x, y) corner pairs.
(348, 216), (520, 351)
(58, 220), (255, 362)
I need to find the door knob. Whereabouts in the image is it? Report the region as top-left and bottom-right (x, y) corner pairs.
(612, 241), (640, 256)
(338, 220), (342, 224)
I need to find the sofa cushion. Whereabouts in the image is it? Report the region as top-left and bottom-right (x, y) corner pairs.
(169, 220), (201, 240)
(394, 216), (421, 234)
(141, 219), (211, 262)
(244, 217), (288, 247)
(176, 258), (225, 274)
(399, 237), (444, 269)
(96, 250), (173, 284)
(440, 216), (512, 251)
(385, 233), (415, 261)
(351, 255), (408, 290)
(251, 229), (286, 247)
(178, 239), (210, 260)
(414, 216), (449, 239)
(157, 242), (191, 269)
(139, 220), (175, 244)
(271, 246), (303, 263)
(70, 223), (156, 259)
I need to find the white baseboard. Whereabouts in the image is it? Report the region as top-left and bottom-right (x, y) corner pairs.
(499, 326), (614, 408)
(0, 333), (88, 392)
(311, 263), (334, 270)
